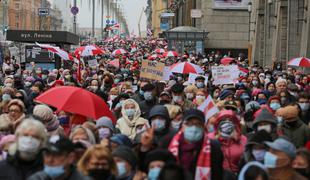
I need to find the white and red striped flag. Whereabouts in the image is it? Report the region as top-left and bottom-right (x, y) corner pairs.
(198, 95), (219, 122)
(35, 42), (73, 61)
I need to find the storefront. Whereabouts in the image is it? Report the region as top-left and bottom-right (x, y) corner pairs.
(6, 30), (79, 69)
(164, 26), (208, 54)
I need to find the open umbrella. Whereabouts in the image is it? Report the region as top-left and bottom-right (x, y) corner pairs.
(148, 54), (162, 60)
(170, 62), (204, 74)
(35, 86), (115, 123)
(220, 57), (235, 65)
(112, 48), (128, 56)
(288, 57), (310, 68)
(75, 45), (105, 57)
(154, 48), (166, 54)
(163, 51), (178, 57)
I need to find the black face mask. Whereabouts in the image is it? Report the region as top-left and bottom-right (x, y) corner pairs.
(294, 168), (309, 178)
(285, 120), (298, 127)
(88, 169), (111, 180)
(159, 100), (170, 105)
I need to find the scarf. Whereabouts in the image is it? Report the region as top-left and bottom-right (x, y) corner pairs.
(169, 131), (211, 180)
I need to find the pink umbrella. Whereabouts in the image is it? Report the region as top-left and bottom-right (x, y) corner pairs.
(74, 45), (105, 57)
(112, 48), (128, 56)
(220, 57), (235, 65)
(163, 51), (178, 57)
(288, 57), (310, 68)
(170, 62), (204, 74)
(154, 48), (166, 54)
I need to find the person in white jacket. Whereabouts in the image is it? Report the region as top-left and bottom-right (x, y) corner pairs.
(116, 99), (149, 140)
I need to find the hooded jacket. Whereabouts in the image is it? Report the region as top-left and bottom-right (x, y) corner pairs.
(116, 99), (149, 140)
(208, 110), (247, 173)
(148, 105), (171, 145)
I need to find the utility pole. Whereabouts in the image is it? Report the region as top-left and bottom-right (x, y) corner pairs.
(92, 0), (95, 37)
(101, 0), (104, 39)
(73, 0), (77, 34)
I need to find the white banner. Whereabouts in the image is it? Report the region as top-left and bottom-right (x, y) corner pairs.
(212, 65), (239, 85)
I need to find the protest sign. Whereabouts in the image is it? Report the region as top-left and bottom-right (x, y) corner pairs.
(140, 60), (165, 81)
(88, 59), (98, 67)
(162, 66), (173, 81)
(212, 65), (239, 85)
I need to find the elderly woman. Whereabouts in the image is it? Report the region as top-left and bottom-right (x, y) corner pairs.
(77, 144), (116, 179)
(0, 114), (13, 138)
(69, 125), (96, 145)
(33, 104), (64, 136)
(116, 99), (149, 140)
(0, 118), (47, 179)
(184, 85), (198, 101)
(7, 99), (25, 130)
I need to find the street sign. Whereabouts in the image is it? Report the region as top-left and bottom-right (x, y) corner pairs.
(191, 9), (202, 18)
(71, 6), (79, 15)
(38, 8), (49, 16)
(106, 19), (110, 24)
(161, 13), (175, 17)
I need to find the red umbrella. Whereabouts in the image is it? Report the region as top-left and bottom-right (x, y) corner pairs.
(35, 86), (115, 123)
(163, 51), (178, 57)
(220, 57), (235, 65)
(288, 57), (310, 68)
(74, 45), (105, 57)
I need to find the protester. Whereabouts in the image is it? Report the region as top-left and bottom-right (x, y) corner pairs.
(264, 137), (307, 180)
(77, 144), (116, 180)
(28, 135), (91, 180)
(0, 118), (47, 179)
(0, 36), (309, 180)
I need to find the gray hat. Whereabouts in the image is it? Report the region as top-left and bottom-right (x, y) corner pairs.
(112, 146), (138, 168)
(253, 108), (277, 128)
(96, 116), (114, 132)
(245, 101), (260, 112)
(265, 138), (296, 158)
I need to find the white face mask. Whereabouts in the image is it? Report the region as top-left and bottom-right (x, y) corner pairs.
(299, 103), (310, 112)
(18, 136), (40, 154)
(171, 121), (182, 130)
(186, 93), (194, 99)
(257, 124), (272, 133)
(109, 95), (117, 101)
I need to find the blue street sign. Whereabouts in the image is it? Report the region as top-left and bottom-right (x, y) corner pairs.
(106, 19), (110, 24)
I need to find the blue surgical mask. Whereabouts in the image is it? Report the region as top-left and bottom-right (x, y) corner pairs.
(184, 126), (204, 143)
(208, 124), (215, 133)
(270, 103), (281, 111)
(252, 149), (266, 161)
(139, 89), (144, 96)
(44, 165), (65, 178)
(264, 151), (278, 168)
(125, 108), (135, 118)
(257, 99), (267, 105)
(152, 119), (166, 131)
(116, 162), (127, 177)
(144, 91), (153, 101)
(2, 94), (11, 102)
(196, 82), (205, 88)
(148, 167), (161, 180)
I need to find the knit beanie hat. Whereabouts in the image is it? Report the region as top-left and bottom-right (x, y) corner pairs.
(112, 146), (138, 168)
(144, 149), (176, 169)
(33, 104), (54, 122)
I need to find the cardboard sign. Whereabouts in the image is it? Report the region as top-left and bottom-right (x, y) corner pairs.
(187, 73), (208, 85)
(88, 59), (98, 67)
(140, 60), (165, 81)
(212, 65), (239, 85)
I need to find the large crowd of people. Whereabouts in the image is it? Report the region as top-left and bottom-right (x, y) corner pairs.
(0, 37), (309, 180)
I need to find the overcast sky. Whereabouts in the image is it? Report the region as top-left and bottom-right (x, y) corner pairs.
(75, 0), (147, 35)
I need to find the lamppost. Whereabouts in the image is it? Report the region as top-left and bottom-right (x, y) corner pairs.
(248, 2), (252, 64)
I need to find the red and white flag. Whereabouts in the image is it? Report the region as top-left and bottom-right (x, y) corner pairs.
(198, 95), (219, 122)
(36, 42), (73, 61)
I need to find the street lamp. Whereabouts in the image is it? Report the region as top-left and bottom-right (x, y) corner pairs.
(248, 2), (252, 65)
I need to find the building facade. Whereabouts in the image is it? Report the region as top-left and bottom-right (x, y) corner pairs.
(249, 0), (310, 67)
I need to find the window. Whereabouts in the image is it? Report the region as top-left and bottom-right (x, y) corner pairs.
(15, 3), (20, 10)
